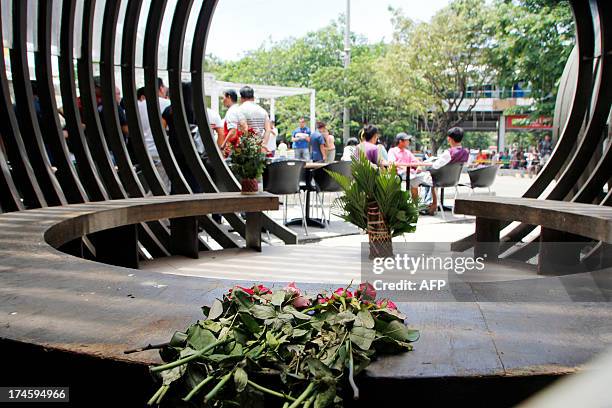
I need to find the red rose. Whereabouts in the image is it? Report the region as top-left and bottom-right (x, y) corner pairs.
(253, 285), (271, 295)
(356, 282), (376, 301)
(292, 296), (311, 309)
(284, 282), (301, 296)
(333, 288), (353, 299)
(318, 297), (330, 305)
(229, 286), (254, 296)
(376, 299), (398, 310)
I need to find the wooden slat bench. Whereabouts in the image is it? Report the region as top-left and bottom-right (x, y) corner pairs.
(453, 196), (612, 274)
(2, 193), (279, 269)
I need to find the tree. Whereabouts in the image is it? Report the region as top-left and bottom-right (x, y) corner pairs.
(486, 0), (574, 117)
(386, 0), (492, 153)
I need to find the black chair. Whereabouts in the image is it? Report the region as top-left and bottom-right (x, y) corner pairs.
(263, 160), (308, 235)
(313, 161), (352, 224)
(428, 162), (464, 219)
(462, 165), (498, 195)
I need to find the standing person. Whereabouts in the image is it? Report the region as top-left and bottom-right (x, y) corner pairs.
(220, 89), (243, 157)
(162, 82), (202, 193)
(138, 78), (170, 164)
(266, 120), (279, 158)
(475, 149), (488, 165)
(206, 108), (224, 147)
(238, 86), (271, 151)
(291, 118), (311, 160)
(526, 146), (538, 177)
(137, 77), (172, 191)
(136, 87), (146, 102)
(491, 150), (500, 164)
(324, 128), (336, 163)
(310, 121), (328, 162)
(538, 134), (553, 166)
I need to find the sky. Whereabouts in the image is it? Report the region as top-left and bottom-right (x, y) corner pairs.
(207, 0), (451, 61)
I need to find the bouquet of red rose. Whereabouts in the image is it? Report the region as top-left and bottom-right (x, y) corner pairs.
(144, 282), (418, 407)
(227, 128), (266, 190)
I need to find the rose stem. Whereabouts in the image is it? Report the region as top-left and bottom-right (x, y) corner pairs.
(247, 380), (296, 402)
(150, 338), (232, 373)
(303, 394), (316, 408)
(155, 385), (169, 404)
(282, 403), (289, 408)
(203, 371), (233, 403)
(124, 342), (170, 354)
(287, 383), (316, 408)
(183, 376), (215, 402)
(147, 385), (164, 406)
(348, 340), (359, 400)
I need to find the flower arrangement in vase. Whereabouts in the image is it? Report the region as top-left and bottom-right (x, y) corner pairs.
(229, 128), (266, 194)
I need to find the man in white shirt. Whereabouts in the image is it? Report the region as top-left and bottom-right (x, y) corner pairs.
(238, 86), (272, 152)
(137, 77), (171, 191)
(423, 127), (469, 214)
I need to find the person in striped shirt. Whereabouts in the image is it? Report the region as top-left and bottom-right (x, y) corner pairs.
(238, 86), (272, 153)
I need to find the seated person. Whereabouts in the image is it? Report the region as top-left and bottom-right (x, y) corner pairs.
(423, 127), (469, 215)
(387, 132), (424, 202)
(354, 125), (388, 167)
(341, 137), (359, 161)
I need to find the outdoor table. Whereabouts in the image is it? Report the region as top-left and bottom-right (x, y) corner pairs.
(286, 162), (328, 229)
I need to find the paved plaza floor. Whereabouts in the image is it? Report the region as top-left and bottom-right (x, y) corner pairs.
(141, 173), (538, 282)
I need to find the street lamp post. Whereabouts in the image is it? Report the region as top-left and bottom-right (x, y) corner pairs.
(343, 0), (351, 145)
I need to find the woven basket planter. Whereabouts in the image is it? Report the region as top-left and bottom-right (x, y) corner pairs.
(366, 201), (393, 259)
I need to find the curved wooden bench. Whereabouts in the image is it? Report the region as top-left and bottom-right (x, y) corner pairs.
(12, 193), (279, 269)
(453, 196), (612, 274)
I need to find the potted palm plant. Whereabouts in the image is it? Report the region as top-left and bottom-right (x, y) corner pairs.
(229, 129), (266, 194)
(328, 152), (419, 258)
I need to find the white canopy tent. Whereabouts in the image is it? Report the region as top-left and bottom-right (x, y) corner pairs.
(204, 73), (316, 131)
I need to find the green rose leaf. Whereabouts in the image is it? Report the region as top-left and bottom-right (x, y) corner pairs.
(376, 319), (420, 343)
(232, 288), (254, 311)
(291, 328), (310, 338)
(355, 309), (375, 329)
(234, 367), (248, 392)
(239, 312), (262, 334)
(271, 290), (286, 306)
(251, 305), (277, 320)
(350, 326), (376, 350)
(306, 358), (333, 380)
(160, 365), (185, 386)
(208, 299), (224, 320)
(169, 331), (187, 347)
(332, 311), (355, 325)
(286, 308), (312, 321)
(186, 325), (216, 350)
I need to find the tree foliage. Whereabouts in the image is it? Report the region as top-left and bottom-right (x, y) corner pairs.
(207, 1), (575, 152)
(486, 0), (575, 116)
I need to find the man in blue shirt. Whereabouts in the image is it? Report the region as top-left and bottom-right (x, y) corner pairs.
(291, 117), (311, 160)
(310, 122), (327, 162)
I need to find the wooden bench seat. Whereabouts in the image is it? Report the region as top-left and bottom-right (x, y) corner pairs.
(2, 193), (279, 269)
(453, 196), (612, 274)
